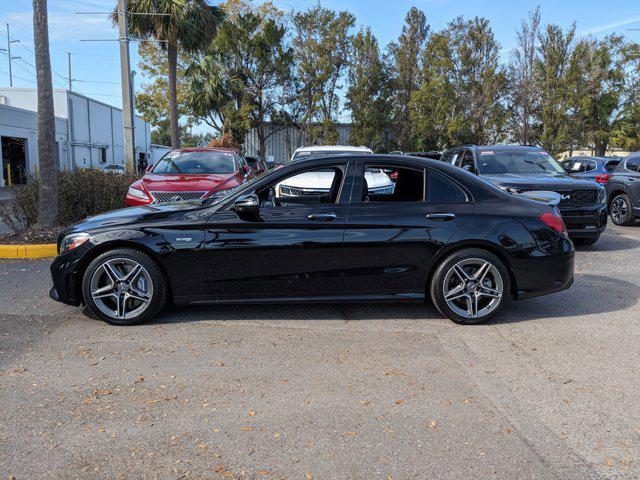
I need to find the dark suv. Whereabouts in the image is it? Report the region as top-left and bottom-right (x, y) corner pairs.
(441, 145), (608, 245)
(606, 153), (640, 226)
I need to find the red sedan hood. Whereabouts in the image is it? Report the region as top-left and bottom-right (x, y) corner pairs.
(141, 173), (237, 194)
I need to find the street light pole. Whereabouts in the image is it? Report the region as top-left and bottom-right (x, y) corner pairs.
(117, 0), (136, 173)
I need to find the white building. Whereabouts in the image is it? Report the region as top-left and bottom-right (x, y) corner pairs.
(0, 88), (166, 186)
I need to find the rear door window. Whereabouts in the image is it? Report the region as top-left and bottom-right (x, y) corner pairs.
(428, 171), (469, 204)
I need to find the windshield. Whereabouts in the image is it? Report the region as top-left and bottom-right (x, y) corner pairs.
(291, 150), (372, 162)
(153, 150), (237, 174)
(477, 149), (565, 175)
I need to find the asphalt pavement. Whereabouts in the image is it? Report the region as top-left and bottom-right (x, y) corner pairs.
(1, 224), (639, 479)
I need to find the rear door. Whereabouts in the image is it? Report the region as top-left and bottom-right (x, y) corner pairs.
(342, 159), (472, 297)
(623, 157), (640, 208)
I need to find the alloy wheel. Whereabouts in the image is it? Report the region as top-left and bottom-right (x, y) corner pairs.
(442, 258), (504, 319)
(89, 258), (153, 320)
(611, 196), (628, 224)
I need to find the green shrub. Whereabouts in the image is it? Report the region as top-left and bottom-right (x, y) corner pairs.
(0, 169), (141, 232)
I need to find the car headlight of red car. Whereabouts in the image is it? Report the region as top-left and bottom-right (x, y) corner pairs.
(127, 186), (148, 200)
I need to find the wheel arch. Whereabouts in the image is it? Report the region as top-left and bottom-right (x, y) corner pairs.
(73, 240), (173, 304)
(426, 241), (518, 299)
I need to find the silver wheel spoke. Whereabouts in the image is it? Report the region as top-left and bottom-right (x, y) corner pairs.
(128, 287), (150, 303)
(103, 261), (122, 283)
(124, 264), (143, 283)
(478, 287), (501, 298)
(453, 265), (470, 282)
(115, 294), (126, 319)
(445, 284), (466, 301)
(473, 261), (491, 282)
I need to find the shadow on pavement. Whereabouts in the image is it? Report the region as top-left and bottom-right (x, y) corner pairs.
(574, 229), (640, 252)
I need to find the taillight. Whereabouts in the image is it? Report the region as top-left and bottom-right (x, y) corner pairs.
(538, 212), (567, 235)
(594, 174), (611, 184)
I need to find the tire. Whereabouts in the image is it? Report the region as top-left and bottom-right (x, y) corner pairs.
(609, 193), (635, 226)
(573, 236), (600, 246)
(82, 248), (168, 325)
(430, 248), (511, 325)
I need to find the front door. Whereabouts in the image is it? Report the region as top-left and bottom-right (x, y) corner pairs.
(204, 161), (354, 298)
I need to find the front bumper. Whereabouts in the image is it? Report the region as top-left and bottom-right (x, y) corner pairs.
(49, 247), (89, 306)
(561, 205), (608, 238)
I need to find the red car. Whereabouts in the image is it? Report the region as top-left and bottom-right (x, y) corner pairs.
(126, 148), (254, 207)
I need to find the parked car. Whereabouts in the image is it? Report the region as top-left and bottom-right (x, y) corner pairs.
(562, 156), (622, 185)
(125, 148), (254, 207)
(405, 151), (442, 160)
(104, 164), (125, 174)
(290, 145), (373, 162)
(441, 145), (608, 245)
(244, 155), (268, 174)
(50, 154), (574, 326)
(281, 145), (394, 196)
(605, 153), (640, 226)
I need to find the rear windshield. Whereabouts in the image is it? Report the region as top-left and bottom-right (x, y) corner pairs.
(477, 149), (565, 175)
(153, 151), (237, 174)
(291, 150), (372, 161)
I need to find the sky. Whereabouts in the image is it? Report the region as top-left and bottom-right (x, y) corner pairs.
(1, 0), (639, 132)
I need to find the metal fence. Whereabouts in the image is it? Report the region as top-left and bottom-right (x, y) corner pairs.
(244, 123), (353, 163)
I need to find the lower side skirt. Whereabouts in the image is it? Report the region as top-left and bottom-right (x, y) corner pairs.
(174, 292), (425, 306)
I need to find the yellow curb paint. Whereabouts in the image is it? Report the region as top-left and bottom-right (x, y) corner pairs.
(0, 244), (57, 259)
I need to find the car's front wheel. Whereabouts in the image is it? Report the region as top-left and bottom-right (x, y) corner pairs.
(82, 248), (168, 325)
(610, 193), (635, 226)
(430, 248), (511, 324)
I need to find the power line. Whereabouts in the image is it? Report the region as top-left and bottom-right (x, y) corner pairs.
(0, 68), (37, 85)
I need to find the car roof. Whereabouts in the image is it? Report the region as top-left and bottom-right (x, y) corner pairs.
(294, 145), (373, 153)
(474, 145), (545, 152)
(174, 147), (238, 153)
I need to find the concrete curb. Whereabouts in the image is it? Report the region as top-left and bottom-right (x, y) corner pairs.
(0, 244), (57, 259)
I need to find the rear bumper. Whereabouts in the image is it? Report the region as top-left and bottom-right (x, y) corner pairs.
(561, 205), (607, 238)
(511, 238), (575, 300)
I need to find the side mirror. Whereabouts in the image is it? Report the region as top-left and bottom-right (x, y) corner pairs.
(232, 194), (259, 214)
(242, 164), (253, 175)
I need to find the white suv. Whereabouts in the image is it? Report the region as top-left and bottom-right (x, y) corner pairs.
(280, 146), (394, 198)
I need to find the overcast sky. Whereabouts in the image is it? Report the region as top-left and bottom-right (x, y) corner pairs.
(1, 0), (639, 132)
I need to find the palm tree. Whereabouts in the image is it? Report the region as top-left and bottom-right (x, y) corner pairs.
(33, 0), (58, 227)
(113, 0), (225, 148)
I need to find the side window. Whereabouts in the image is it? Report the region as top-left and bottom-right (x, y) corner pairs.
(584, 160), (597, 172)
(458, 151), (476, 173)
(257, 165), (345, 208)
(440, 151), (451, 163)
(362, 164), (424, 203)
(428, 171), (468, 204)
(625, 158), (640, 173)
(569, 160), (585, 173)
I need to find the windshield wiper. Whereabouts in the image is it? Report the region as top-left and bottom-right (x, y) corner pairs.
(522, 159), (549, 172)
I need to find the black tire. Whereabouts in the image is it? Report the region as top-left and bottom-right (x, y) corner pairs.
(609, 193), (635, 226)
(430, 248), (511, 325)
(82, 248), (168, 326)
(573, 236), (600, 246)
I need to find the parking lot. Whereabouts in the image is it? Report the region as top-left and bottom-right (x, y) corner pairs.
(0, 224), (639, 479)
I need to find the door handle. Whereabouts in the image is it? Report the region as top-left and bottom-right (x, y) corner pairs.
(308, 213), (337, 222)
(628, 177), (635, 181)
(426, 213), (456, 221)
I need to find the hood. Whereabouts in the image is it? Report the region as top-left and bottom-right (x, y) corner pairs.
(279, 170), (393, 189)
(482, 172), (598, 191)
(63, 201), (205, 236)
(141, 172), (237, 193)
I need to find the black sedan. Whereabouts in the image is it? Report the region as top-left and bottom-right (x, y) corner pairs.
(50, 155), (574, 325)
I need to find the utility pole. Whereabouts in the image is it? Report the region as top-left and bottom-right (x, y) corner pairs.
(67, 52), (72, 91)
(2, 24), (21, 87)
(117, 0), (136, 173)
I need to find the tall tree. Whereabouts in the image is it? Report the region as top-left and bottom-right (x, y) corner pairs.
(346, 27), (394, 151)
(293, 4), (355, 145)
(568, 35), (626, 156)
(411, 16), (507, 149)
(390, 7), (428, 151)
(535, 23), (575, 155)
(33, 0), (58, 227)
(114, 0), (224, 148)
(214, 5), (293, 158)
(611, 42), (640, 150)
(507, 6), (541, 145)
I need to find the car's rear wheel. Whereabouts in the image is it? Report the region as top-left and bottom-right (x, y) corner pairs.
(430, 248), (511, 324)
(610, 193), (635, 226)
(82, 248), (167, 325)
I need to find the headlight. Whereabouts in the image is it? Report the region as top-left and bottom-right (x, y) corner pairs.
(127, 186), (148, 200)
(59, 232), (91, 254)
(597, 188), (606, 204)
